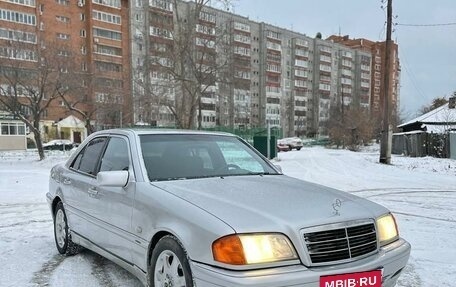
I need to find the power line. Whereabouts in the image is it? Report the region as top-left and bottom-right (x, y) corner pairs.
(396, 22), (456, 27)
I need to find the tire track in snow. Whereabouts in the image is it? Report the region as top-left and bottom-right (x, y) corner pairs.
(396, 262), (422, 287)
(30, 254), (65, 286)
(392, 211), (456, 223)
(0, 219), (51, 229)
(349, 187), (456, 194)
(89, 253), (117, 287)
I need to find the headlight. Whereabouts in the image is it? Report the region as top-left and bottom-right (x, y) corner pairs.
(212, 233), (298, 265)
(376, 213), (399, 246)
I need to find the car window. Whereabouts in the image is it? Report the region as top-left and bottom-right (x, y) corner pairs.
(72, 137), (107, 175)
(140, 134), (278, 181)
(217, 141), (263, 172)
(99, 137), (130, 172)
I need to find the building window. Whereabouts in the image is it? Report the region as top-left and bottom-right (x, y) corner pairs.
(56, 33), (70, 40)
(81, 62), (87, 71)
(92, 10), (121, 25)
(81, 45), (86, 55)
(94, 45), (122, 57)
(1, 122), (26, 136)
(0, 9), (36, 25)
(0, 46), (37, 61)
(150, 0), (173, 12)
(95, 61), (122, 72)
(0, 28), (36, 43)
(57, 50), (70, 57)
(93, 27), (121, 41)
(55, 0), (69, 5)
(92, 0), (121, 9)
(5, 0), (36, 6)
(56, 15), (70, 23)
(80, 13), (85, 21)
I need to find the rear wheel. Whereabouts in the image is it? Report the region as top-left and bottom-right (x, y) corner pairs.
(54, 201), (82, 255)
(296, 147), (302, 151)
(150, 235), (193, 287)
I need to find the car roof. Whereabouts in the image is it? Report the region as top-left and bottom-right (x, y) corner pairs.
(94, 128), (236, 137)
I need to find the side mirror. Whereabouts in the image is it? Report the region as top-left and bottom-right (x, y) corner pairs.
(274, 164), (282, 173)
(97, 170), (129, 187)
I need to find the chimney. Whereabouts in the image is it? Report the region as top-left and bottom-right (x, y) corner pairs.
(449, 96), (456, 109)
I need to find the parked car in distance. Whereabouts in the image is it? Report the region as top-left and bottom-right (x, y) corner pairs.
(43, 139), (76, 151)
(277, 142), (291, 152)
(278, 137), (304, 150)
(47, 129), (410, 287)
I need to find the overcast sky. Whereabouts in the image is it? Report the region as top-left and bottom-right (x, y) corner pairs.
(231, 0), (456, 119)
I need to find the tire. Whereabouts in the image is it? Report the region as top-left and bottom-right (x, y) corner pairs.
(54, 201), (82, 256)
(149, 235), (193, 287)
(288, 145), (293, 150)
(296, 147), (302, 151)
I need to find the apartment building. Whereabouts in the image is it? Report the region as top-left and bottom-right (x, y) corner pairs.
(129, 1), (374, 136)
(327, 35), (400, 120)
(0, 0), (131, 142)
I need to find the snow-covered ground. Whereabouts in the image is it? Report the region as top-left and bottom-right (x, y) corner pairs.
(0, 147), (455, 286)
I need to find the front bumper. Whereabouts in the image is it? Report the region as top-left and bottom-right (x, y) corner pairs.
(192, 238), (410, 287)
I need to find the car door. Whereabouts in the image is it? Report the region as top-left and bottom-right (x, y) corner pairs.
(63, 136), (108, 237)
(85, 135), (135, 262)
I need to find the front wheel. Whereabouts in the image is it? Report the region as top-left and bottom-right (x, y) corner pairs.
(150, 235), (193, 287)
(54, 201), (82, 255)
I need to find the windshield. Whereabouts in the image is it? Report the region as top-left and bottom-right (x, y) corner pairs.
(140, 134), (279, 181)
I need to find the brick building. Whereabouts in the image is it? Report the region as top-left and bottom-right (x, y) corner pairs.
(0, 0), (131, 144)
(327, 35), (401, 121)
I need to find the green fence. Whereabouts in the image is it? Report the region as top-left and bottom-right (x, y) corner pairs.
(132, 125), (283, 144)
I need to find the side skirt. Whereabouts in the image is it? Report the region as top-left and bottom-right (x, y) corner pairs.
(71, 231), (148, 287)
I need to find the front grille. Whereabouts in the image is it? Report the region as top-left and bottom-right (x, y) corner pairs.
(303, 222), (377, 264)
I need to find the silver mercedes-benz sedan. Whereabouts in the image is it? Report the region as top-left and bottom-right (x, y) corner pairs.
(47, 129), (410, 287)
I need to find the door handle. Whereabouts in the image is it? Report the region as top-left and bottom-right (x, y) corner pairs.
(63, 178), (72, 185)
(88, 188), (99, 197)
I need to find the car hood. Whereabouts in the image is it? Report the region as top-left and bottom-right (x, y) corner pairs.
(152, 175), (388, 233)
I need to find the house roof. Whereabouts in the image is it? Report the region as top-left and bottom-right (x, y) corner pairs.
(398, 103), (456, 128)
(57, 115), (85, 129)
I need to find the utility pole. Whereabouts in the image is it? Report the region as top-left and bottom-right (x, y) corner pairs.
(380, 0), (393, 164)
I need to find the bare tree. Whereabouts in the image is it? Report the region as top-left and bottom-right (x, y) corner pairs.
(420, 96), (448, 115)
(0, 40), (72, 160)
(328, 105), (375, 151)
(134, 0), (234, 129)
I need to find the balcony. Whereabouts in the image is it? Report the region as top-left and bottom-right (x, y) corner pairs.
(234, 22), (250, 33)
(361, 82), (370, 88)
(266, 30), (281, 40)
(341, 50), (352, 59)
(341, 78), (352, 85)
(295, 80), (307, 88)
(320, 55), (331, 63)
(295, 49), (309, 58)
(150, 0), (173, 12)
(234, 34), (251, 44)
(294, 69), (308, 78)
(341, 69), (352, 77)
(319, 64), (331, 73)
(319, 83), (331, 91)
(295, 59), (308, 68)
(266, 41), (281, 51)
(295, 38), (309, 47)
(361, 64), (370, 71)
(341, 60), (352, 68)
(319, 45), (332, 54)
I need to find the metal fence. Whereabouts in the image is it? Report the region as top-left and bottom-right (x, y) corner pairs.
(450, 133), (456, 160)
(131, 125), (283, 144)
(392, 132), (451, 158)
